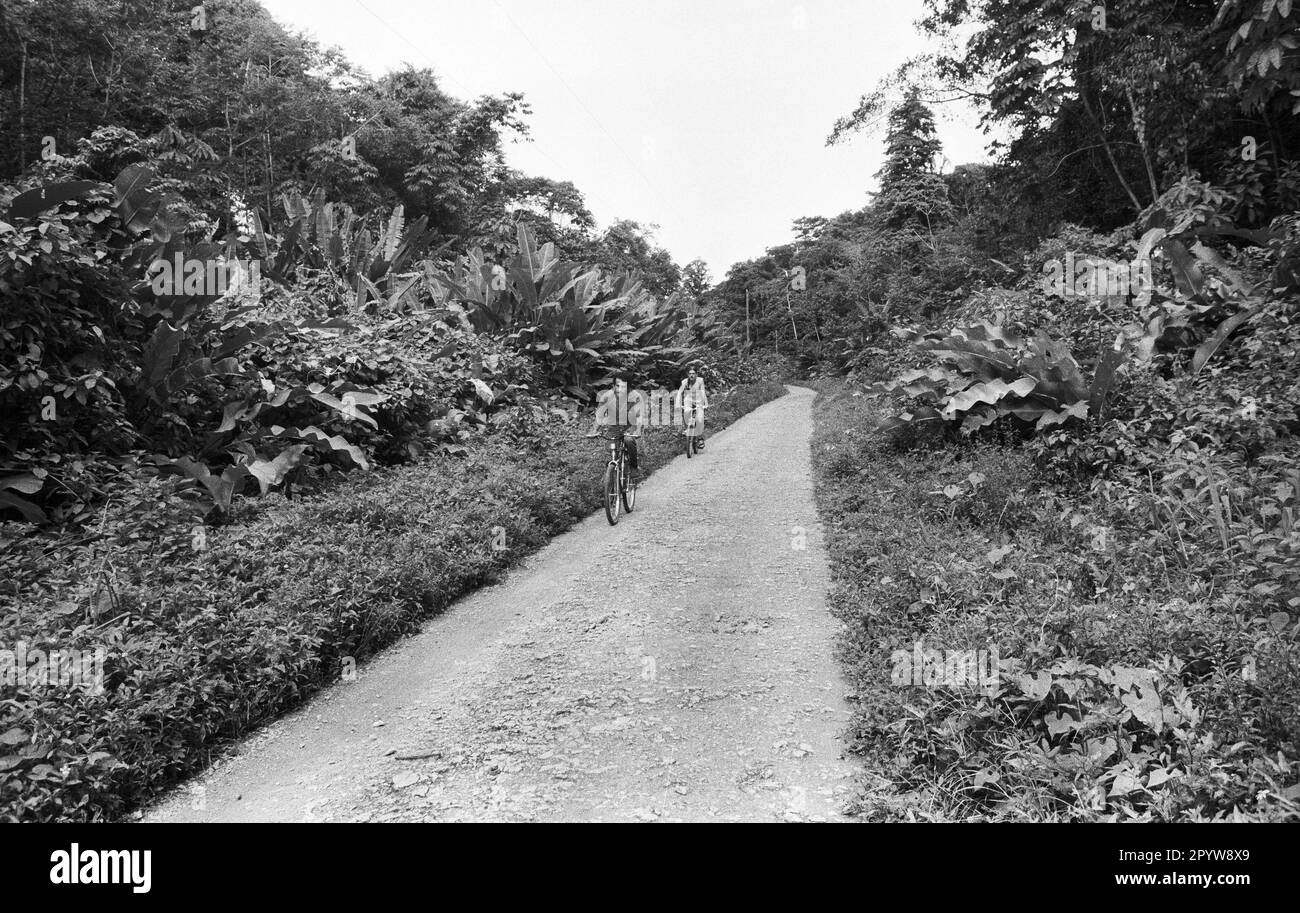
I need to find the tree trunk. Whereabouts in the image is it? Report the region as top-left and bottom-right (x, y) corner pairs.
(1125, 87), (1160, 205)
(1081, 89), (1145, 215)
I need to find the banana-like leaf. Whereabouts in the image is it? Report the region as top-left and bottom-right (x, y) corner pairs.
(387, 274), (421, 310)
(1133, 227), (1166, 263)
(1036, 400), (1090, 429)
(351, 227), (372, 275)
(538, 261), (581, 306)
(0, 473), (44, 494)
(1164, 238), (1205, 299)
(941, 376), (1037, 417)
(961, 405), (999, 435)
(883, 366), (968, 397)
(336, 208), (355, 262)
(0, 490), (47, 523)
(308, 389), (387, 429)
(998, 401), (1054, 424)
(7, 180), (110, 220)
(1189, 241), (1251, 296)
(311, 188), (329, 244)
(902, 376), (959, 399)
(961, 321), (1023, 347)
(571, 271), (602, 307)
(171, 457), (249, 513)
(247, 445), (309, 496)
(383, 205), (405, 262)
(160, 357), (243, 402)
(470, 378), (495, 405)
(278, 425), (369, 470)
(141, 321), (184, 392)
(875, 405), (943, 433)
(117, 188), (162, 235)
(355, 274), (383, 310)
(382, 214), (428, 279)
(1090, 341), (1126, 420)
(1192, 302), (1262, 374)
(517, 222), (541, 278)
(927, 337), (1022, 380)
(282, 191), (310, 223)
(509, 259), (541, 312)
(217, 397), (263, 433)
(113, 165), (159, 231)
(249, 208), (269, 258)
(213, 321), (284, 361)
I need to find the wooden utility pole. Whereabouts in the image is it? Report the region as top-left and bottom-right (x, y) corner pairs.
(18, 40), (27, 173)
(744, 288), (751, 348)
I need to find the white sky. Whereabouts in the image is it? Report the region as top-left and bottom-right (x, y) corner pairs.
(262, 0), (998, 279)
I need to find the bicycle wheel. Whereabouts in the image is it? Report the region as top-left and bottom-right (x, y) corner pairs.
(685, 425), (694, 458)
(603, 462), (621, 525)
(621, 460), (637, 512)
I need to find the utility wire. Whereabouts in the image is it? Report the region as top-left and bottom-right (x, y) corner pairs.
(487, 0), (665, 202)
(346, 0), (619, 217)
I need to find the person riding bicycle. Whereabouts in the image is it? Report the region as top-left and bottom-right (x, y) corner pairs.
(677, 362), (709, 451)
(585, 376), (644, 474)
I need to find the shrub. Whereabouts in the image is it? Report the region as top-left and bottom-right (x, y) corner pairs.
(812, 380), (1300, 822)
(0, 378), (785, 821)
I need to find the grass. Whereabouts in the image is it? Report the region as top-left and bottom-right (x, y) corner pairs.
(810, 380), (1300, 822)
(0, 378), (787, 822)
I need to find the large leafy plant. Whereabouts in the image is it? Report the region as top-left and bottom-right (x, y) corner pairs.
(425, 223), (694, 397)
(874, 321), (1094, 435)
(255, 189), (434, 312)
(876, 175), (1294, 440)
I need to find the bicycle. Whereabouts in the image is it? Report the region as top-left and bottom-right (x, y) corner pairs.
(602, 428), (638, 525)
(683, 400), (703, 458)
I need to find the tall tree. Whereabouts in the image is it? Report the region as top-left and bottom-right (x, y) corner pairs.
(594, 219), (682, 297)
(872, 89), (953, 232)
(682, 258), (712, 300)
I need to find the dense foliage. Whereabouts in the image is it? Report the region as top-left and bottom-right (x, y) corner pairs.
(0, 0), (716, 527)
(723, 0), (1300, 820)
(0, 379), (784, 821)
(814, 384), (1298, 821)
(0, 0), (765, 820)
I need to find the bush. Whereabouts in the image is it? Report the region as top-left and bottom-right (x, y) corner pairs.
(0, 378), (785, 821)
(812, 380), (1299, 822)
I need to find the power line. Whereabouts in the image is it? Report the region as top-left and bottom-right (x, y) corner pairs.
(487, 0), (665, 202)
(346, 0), (623, 220)
(348, 0), (474, 98)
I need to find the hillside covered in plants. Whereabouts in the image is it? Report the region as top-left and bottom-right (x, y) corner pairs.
(0, 0), (770, 821)
(2, 0), (1298, 828)
(716, 0), (1300, 821)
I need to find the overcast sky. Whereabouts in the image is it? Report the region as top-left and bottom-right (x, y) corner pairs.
(261, 0), (998, 279)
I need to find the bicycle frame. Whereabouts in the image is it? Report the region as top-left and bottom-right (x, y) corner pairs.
(682, 399), (703, 435)
(606, 430), (627, 471)
(602, 429), (635, 525)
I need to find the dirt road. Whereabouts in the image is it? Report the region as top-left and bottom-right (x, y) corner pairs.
(142, 385), (857, 822)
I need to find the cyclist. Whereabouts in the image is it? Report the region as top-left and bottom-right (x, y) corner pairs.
(677, 362), (709, 451)
(585, 376), (644, 475)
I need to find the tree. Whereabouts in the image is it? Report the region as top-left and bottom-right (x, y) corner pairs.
(0, 3), (539, 243)
(593, 219), (682, 297)
(499, 174), (594, 230)
(913, 0), (1299, 223)
(682, 258), (712, 300)
(872, 90), (954, 234)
